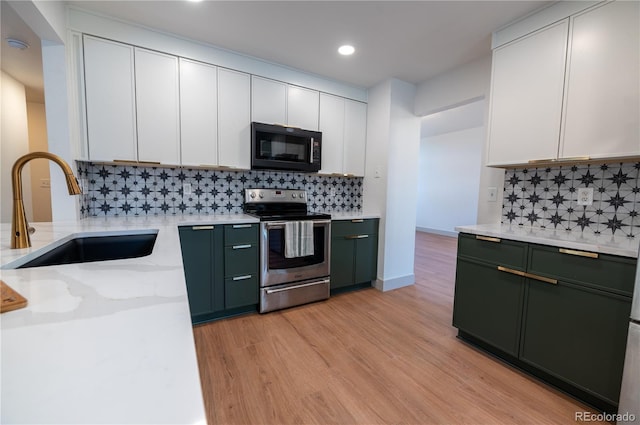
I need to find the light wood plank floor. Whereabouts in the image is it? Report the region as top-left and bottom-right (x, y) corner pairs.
(193, 232), (607, 424)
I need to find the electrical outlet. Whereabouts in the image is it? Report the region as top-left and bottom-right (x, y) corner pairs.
(577, 187), (593, 206)
(183, 183), (192, 195)
(488, 187), (498, 202)
(329, 187), (336, 197)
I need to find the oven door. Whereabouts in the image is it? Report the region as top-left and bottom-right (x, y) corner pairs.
(260, 220), (330, 287)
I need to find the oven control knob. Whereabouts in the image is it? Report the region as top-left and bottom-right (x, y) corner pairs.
(250, 192), (256, 198)
(259, 193), (264, 198)
(292, 193), (297, 198)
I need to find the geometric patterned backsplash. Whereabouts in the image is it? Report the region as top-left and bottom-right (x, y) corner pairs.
(502, 162), (640, 237)
(76, 161), (363, 218)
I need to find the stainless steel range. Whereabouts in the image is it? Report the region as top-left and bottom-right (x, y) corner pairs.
(244, 188), (331, 313)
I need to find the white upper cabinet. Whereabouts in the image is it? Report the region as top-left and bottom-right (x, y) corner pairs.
(287, 86), (320, 130)
(134, 48), (181, 164)
(218, 68), (251, 169)
(319, 94), (367, 176)
(488, 0), (640, 167)
(319, 93), (345, 174)
(560, 1), (640, 159)
(486, 20), (569, 166)
(180, 59), (218, 166)
(83, 36), (137, 162)
(251, 75), (320, 130)
(343, 99), (367, 176)
(251, 76), (286, 125)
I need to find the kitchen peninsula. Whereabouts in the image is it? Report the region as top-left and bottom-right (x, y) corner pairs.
(0, 215), (260, 424)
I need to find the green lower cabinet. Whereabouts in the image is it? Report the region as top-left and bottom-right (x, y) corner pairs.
(224, 275), (259, 310)
(453, 233), (635, 413)
(178, 226), (224, 318)
(520, 279), (631, 405)
(452, 258), (524, 356)
(330, 219), (379, 292)
(178, 223), (259, 324)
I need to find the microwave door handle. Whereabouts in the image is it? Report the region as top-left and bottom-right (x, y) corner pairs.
(309, 138), (314, 164)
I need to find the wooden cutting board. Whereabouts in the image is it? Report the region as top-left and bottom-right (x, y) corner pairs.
(1, 280), (27, 313)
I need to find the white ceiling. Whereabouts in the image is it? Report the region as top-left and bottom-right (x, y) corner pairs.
(1, 1), (44, 102)
(2, 0), (552, 104)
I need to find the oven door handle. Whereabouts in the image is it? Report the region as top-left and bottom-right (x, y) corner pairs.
(265, 219), (331, 228)
(265, 279), (330, 294)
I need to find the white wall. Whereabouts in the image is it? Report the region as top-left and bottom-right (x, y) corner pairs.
(416, 127), (483, 235)
(415, 55), (504, 225)
(364, 78), (421, 292)
(415, 56), (491, 116)
(27, 101), (52, 222)
(1, 71), (33, 224)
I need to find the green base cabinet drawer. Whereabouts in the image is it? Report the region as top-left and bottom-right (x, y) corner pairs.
(332, 219), (378, 237)
(520, 280), (631, 404)
(528, 245), (636, 295)
(224, 223), (258, 245)
(224, 244), (258, 277)
(453, 258), (524, 356)
(458, 233), (527, 269)
(224, 275), (259, 309)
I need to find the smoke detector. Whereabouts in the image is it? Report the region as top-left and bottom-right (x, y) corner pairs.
(6, 38), (29, 50)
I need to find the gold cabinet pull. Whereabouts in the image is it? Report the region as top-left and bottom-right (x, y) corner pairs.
(476, 235), (501, 243)
(497, 266), (558, 285)
(559, 248), (598, 259)
(351, 219), (364, 223)
(232, 224), (252, 229)
(558, 156), (591, 162)
(497, 266), (526, 278)
(191, 225), (214, 230)
(528, 158), (556, 164)
(346, 234), (369, 240)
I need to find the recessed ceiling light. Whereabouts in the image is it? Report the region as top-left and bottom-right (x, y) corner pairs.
(6, 38), (29, 50)
(338, 45), (355, 56)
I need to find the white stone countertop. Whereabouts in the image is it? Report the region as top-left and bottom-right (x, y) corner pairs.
(0, 214), (258, 424)
(324, 211), (381, 220)
(455, 223), (640, 258)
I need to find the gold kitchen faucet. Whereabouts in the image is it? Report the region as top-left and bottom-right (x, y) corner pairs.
(11, 152), (82, 249)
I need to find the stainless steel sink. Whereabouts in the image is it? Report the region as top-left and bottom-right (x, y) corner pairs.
(15, 232), (158, 269)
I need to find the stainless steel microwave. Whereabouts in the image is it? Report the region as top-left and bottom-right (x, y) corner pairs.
(251, 122), (322, 172)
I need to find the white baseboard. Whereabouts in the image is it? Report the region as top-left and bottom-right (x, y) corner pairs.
(416, 227), (458, 237)
(374, 274), (415, 292)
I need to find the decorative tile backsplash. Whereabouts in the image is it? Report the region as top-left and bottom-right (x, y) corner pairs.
(76, 162), (362, 218)
(502, 162), (640, 237)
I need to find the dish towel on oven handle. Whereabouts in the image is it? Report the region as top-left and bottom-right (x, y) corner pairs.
(284, 221), (315, 258)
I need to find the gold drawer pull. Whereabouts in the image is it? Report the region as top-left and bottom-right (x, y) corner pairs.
(497, 266), (526, 277)
(476, 235), (501, 243)
(232, 275), (252, 281)
(192, 225), (214, 230)
(351, 219), (364, 223)
(232, 244), (252, 250)
(528, 158), (556, 164)
(346, 234), (369, 240)
(559, 248), (598, 259)
(497, 266), (558, 285)
(232, 224), (252, 229)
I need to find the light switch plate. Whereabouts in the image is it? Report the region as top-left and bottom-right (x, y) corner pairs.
(488, 187), (498, 202)
(577, 187), (594, 206)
